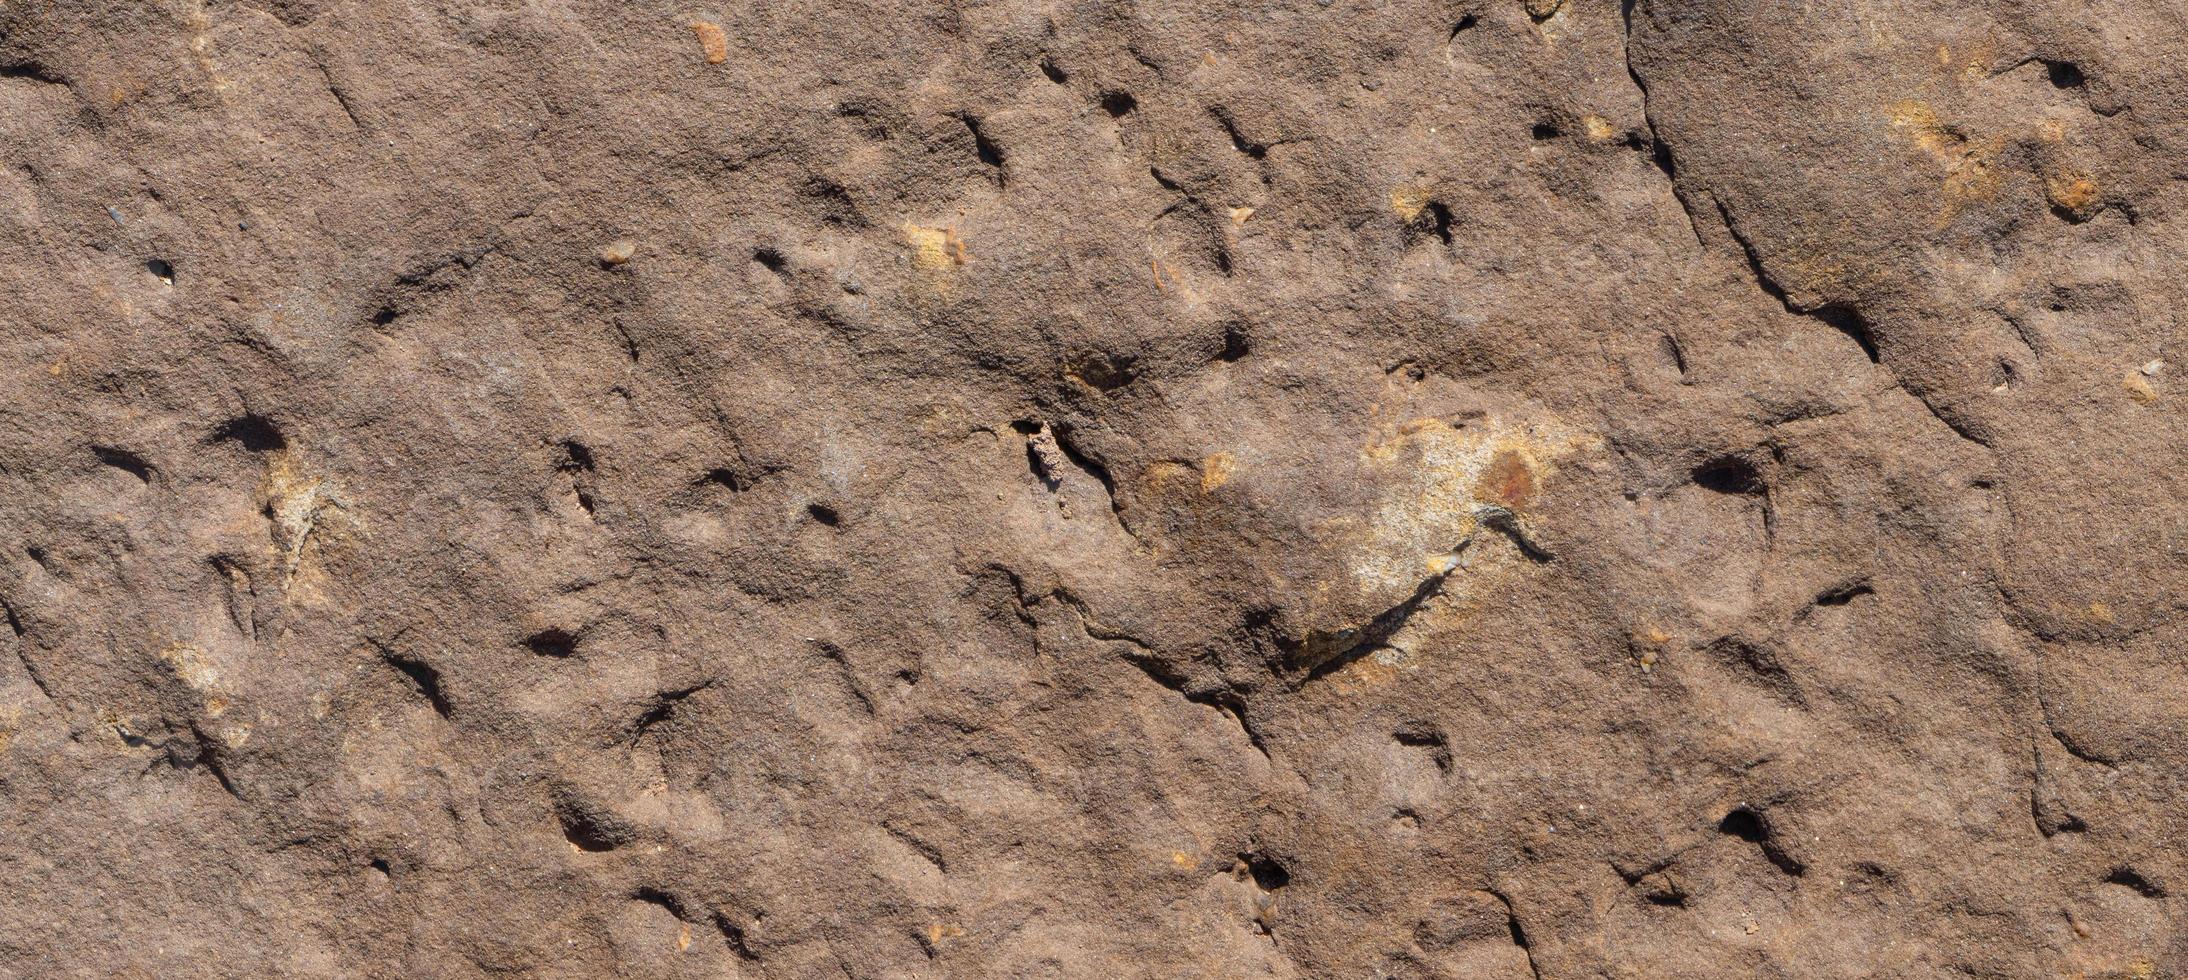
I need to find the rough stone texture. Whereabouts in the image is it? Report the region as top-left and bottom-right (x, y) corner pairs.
(0, 1), (2181, 977)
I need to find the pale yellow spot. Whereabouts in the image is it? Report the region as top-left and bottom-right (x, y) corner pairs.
(1389, 187), (1430, 222)
(1228, 206), (1255, 225)
(676, 921), (692, 952)
(597, 240), (637, 265)
(2087, 601), (2116, 623)
(903, 224), (967, 271)
(1199, 452), (1237, 493)
(2124, 372), (2157, 404)
(1582, 115), (1616, 143)
(1170, 851), (1194, 868)
(927, 922), (966, 945)
(1886, 100), (2000, 226)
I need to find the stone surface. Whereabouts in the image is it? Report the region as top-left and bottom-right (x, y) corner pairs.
(0, 1), (2181, 977)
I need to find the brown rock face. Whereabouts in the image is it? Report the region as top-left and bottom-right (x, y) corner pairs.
(1, 1), (2181, 977)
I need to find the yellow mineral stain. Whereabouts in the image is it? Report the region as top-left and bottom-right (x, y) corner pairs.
(1199, 452), (1237, 493)
(2086, 601), (2115, 623)
(159, 642), (220, 691)
(1229, 206), (1255, 224)
(904, 224), (967, 271)
(676, 921), (692, 952)
(1170, 850), (1194, 868)
(1582, 114), (1616, 143)
(2046, 172), (2100, 217)
(2124, 372), (2157, 404)
(927, 922), (966, 945)
(1886, 100), (2000, 226)
(260, 450), (358, 602)
(1389, 186), (1430, 222)
(690, 21), (729, 65)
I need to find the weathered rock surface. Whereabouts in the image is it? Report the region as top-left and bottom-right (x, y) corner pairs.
(0, 1), (2181, 976)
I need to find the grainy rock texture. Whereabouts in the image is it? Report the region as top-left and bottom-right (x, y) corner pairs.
(0, 1), (2182, 977)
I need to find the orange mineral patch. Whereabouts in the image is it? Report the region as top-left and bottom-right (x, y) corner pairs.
(690, 21), (729, 65)
(1478, 448), (1536, 508)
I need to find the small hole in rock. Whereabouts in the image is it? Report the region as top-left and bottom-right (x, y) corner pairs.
(1426, 202), (1454, 245)
(753, 247), (787, 273)
(1218, 325), (1251, 362)
(2045, 60), (2086, 89)
(1241, 853), (1290, 891)
(1100, 90), (1137, 117)
(1449, 14), (1477, 38)
(369, 858), (391, 875)
(1040, 58), (1067, 84)
(1531, 122), (1561, 141)
(807, 503), (842, 526)
(525, 629), (579, 658)
(212, 414), (287, 452)
(1692, 457), (1763, 495)
(1719, 807), (1766, 842)
(371, 307), (398, 327)
(557, 803), (629, 853)
(146, 259), (174, 283)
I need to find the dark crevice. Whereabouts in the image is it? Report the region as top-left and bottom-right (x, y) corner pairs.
(1718, 806), (1806, 876)
(1212, 108), (1269, 159)
(1711, 199), (1883, 364)
(146, 259), (175, 283)
(1241, 853), (1290, 891)
(524, 628), (580, 658)
(183, 726), (245, 800)
(2042, 59), (2086, 89)
(1393, 725), (1453, 773)
(806, 502), (842, 526)
(556, 799), (633, 853)
(1618, 6), (1708, 248)
(753, 247), (788, 273)
(1659, 332), (1689, 376)
(712, 912), (763, 961)
(1486, 889), (1543, 980)
(1047, 424), (1126, 525)
(6, 596), (52, 700)
(814, 639), (875, 716)
(1530, 121), (1561, 141)
(94, 446), (155, 483)
(0, 62), (67, 87)
(380, 649), (452, 718)
(1124, 653), (1269, 760)
(1426, 201), (1454, 245)
(958, 113), (1007, 185)
(629, 681), (711, 741)
(1449, 14), (1478, 38)
(1814, 580), (1874, 607)
(1219, 324), (1251, 362)
(1040, 58), (1068, 84)
(635, 887), (689, 920)
(1100, 89), (1137, 117)
(1692, 456), (1763, 495)
(2104, 866), (2165, 899)
(212, 414), (287, 452)
(1707, 637), (1804, 708)
(1480, 507), (1554, 562)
